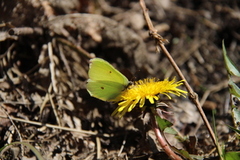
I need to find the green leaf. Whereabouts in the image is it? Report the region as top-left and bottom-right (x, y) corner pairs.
(225, 151), (240, 160)
(228, 79), (240, 98)
(177, 149), (203, 160)
(178, 149), (194, 160)
(155, 116), (173, 131)
(164, 127), (178, 134)
(227, 124), (240, 134)
(222, 40), (240, 77)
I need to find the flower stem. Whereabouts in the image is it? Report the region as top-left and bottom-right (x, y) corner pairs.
(151, 114), (183, 160)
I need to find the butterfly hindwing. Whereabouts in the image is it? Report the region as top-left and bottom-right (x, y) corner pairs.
(87, 80), (126, 101)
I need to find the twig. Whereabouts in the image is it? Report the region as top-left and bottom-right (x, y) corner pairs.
(47, 42), (62, 126)
(139, 0), (217, 150)
(48, 42), (58, 94)
(58, 42), (79, 98)
(8, 27), (43, 36)
(0, 115), (97, 135)
(96, 136), (101, 159)
(118, 133), (127, 157)
(56, 38), (94, 59)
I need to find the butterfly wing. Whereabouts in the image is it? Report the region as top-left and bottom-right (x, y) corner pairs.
(88, 58), (129, 86)
(87, 80), (126, 101)
(87, 58), (129, 101)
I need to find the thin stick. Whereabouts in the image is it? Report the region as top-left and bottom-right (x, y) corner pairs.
(118, 133), (127, 157)
(8, 27), (43, 36)
(56, 38), (93, 59)
(139, 0), (217, 148)
(96, 136), (102, 159)
(0, 115), (97, 135)
(48, 42), (62, 126)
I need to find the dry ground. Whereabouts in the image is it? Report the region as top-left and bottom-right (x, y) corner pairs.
(0, 0), (239, 159)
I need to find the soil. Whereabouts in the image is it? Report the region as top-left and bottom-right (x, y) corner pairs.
(0, 0), (239, 160)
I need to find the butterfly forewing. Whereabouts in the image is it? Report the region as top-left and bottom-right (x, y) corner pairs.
(88, 58), (129, 86)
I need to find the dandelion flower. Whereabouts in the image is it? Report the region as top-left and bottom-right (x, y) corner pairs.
(111, 78), (187, 118)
